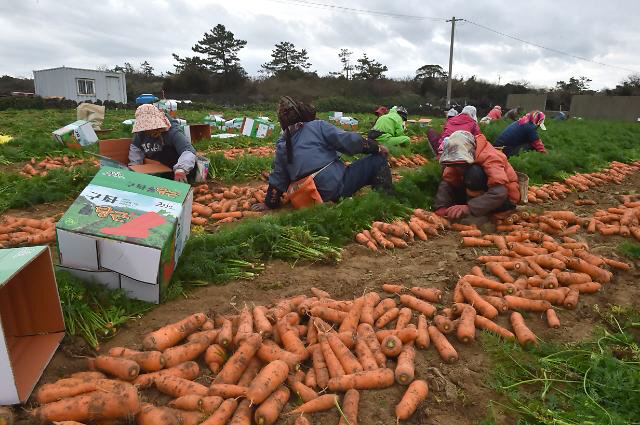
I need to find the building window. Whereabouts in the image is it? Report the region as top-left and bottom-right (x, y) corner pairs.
(77, 79), (95, 95)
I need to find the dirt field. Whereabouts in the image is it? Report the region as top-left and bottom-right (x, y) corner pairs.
(13, 171), (639, 425)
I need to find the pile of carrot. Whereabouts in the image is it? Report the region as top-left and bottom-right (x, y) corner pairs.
(388, 154), (429, 168)
(209, 147), (276, 161)
(527, 161), (640, 203)
(355, 209), (447, 251)
(0, 215), (56, 248)
(20, 156), (99, 178)
(191, 184), (268, 227)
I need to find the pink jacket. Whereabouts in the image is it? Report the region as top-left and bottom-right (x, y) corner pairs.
(487, 108), (502, 120)
(437, 114), (481, 153)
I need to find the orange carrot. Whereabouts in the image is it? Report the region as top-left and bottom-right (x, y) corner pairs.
(486, 262), (514, 283)
(338, 389), (359, 425)
(546, 309), (561, 329)
(399, 294), (436, 317)
(510, 312), (537, 347)
(157, 375), (209, 397)
(381, 335), (403, 357)
(456, 305), (476, 344)
(310, 306), (347, 323)
(396, 307), (413, 330)
(291, 380), (318, 403)
(565, 258), (612, 283)
(107, 348), (165, 372)
(310, 287), (331, 298)
(359, 292), (380, 326)
(209, 384), (248, 398)
(427, 326), (458, 363)
(287, 393), (338, 415)
(228, 399), (251, 425)
(395, 343), (416, 385)
(204, 344), (227, 373)
(253, 306), (273, 339)
(463, 275), (510, 293)
(319, 333), (346, 378)
(516, 289), (567, 305)
(354, 337), (379, 371)
(375, 307), (400, 328)
(91, 356), (140, 381)
(563, 289), (579, 309)
(461, 237), (492, 247)
(254, 385), (290, 425)
(142, 313), (207, 351)
(200, 398), (238, 425)
(382, 283), (405, 294)
(410, 287), (442, 302)
(327, 332), (363, 374)
(373, 298), (397, 320)
(433, 315), (454, 334)
(603, 257), (632, 271)
(459, 281), (499, 319)
(416, 314), (430, 349)
(257, 340), (302, 371)
(215, 333), (262, 385)
(339, 297), (364, 335)
(504, 295), (552, 312)
(395, 380), (428, 421)
(327, 368), (395, 392)
(246, 360), (289, 404)
(481, 295), (508, 313)
(163, 339), (209, 368)
(474, 315), (515, 341)
(133, 361), (199, 389)
(357, 323), (386, 368)
(569, 282), (602, 294)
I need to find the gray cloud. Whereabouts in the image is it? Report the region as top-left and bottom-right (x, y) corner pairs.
(1, 0), (638, 89)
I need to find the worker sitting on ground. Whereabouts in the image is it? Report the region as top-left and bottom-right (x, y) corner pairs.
(374, 106), (389, 118)
(487, 105), (502, 120)
(435, 130), (519, 221)
(428, 107), (458, 154)
(129, 104), (197, 182)
(504, 106), (522, 121)
(436, 105), (481, 156)
(255, 96), (393, 210)
(368, 106), (410, 148)
(493, 110), (547, 157)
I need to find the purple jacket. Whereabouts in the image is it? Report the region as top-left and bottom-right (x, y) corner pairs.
(437, 114), (481, 153)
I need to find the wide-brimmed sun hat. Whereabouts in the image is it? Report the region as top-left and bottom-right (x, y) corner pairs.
(132, 104), (170, 133)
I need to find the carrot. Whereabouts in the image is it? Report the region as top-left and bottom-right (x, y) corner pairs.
(456, 305), (476, 344)
(410, 287), (442, 303)
(516, 288), (568, 305)
(304, 368), (317, 389)
(209, 383), (248, 398)
(191, 217), (208, 225)
(461, 237), (492, 247)
(416, 314), (430, 349)
(375, 307), (400, 328)
(228, 399), (252, 425)
(278, 319), (308, 360)
(257, 340), (302, 371)
(210, 211), (243, 220)
(546, 309), (561, 329)
(70, 371), (106, 380)
(252, 306), (273, 338)
(327, 332), (363, 374)
(565, 258), (612, 283)
(215, 333), (262, 384)
(338, 389), (359, 425)
(427, 326), (458, 363)
(486, 262), (514, 283)
(311, 346), (330, 389)
(481, 295), (508, 313)
(504, 295), (552, 312)
(133, 361), (199, 389)
(288, 393), (339, 415)
(35, 378), (114, 405)
(136, 404), (180, 425)
(373, 298), (397, 320)
(327, 368), (395, 392)
(510, 312), (537, 347)
(396, 307), (413, 330)
(200, 398), (238, 425)
(381, 334), (403, 357)
(310, 287), (331, 298)
(108, 347), (166, 372)
(142, 313), (207, 351)
(477, 255), (513, 263)
(555, 271), (591, 286)
(569, 282), (602, 294)
(395, 343), (416, 385)
(459, 281), (499, 319)
(376, 326), (418, 343)
(339, 297), (364, 335)
(382, 283), (405, 294)
(236, 357), (262, 388)
(310, 306), (347, 323)
(33, 381), (139, 422)
(204, 344), (227, 373)
(319, 333), (346, 378)
(216, 317), (233, 348)
(168, 394), (205, 411)
(233, 306), (254, 347)
(163, 339), (209, 368)
(474, 315), (515, 341)
(433, 315), (454, 334)
(187, 329), (220, 344)
(91, 355), (140, 381)
(354, 337), (379, 371)
(357, 323), (386, 368)
(459, 229), (482, 237)
(254, 385), (290, 425)
(396, 379), (428, 421)
(370, 227), (394, 249)
(463, 275), (510, 293)
(292, 380), (319, 403)
(359, 292), (380, 326)
(545, 211), (577, 223)
(156, 375), (208, 397)
(603, 257), (632, 271)
(247, 359), (289, 404)
(399, 294), (436, 317)
(563, 289), (579, 309)
(408, 220), (428, 241)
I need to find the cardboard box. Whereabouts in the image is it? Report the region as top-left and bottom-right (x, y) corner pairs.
(98, 139), (172, 175)
(0, 246), (65, 404)
(225, 118), (244, 132)
(52, 120), (98, 149)
(204, 114), (226, 131)
(56, 167), (193, 303)
(241, 117), (275, 139)
(154, 99), (178, 118)
(339, 116), (359, 131)
(418, 118), (432, 127)
(189, 124), (211, 143)
(328, 111), (343, 122)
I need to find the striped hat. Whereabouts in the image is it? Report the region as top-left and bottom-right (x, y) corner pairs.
(519, 111), (546, 130)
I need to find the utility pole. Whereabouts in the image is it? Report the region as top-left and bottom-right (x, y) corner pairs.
(446, 17), (462, 108)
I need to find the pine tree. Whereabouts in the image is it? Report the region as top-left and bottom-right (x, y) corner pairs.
(191, 24), (247, 75)
(261, 42), (312, 77)
(353, 54), (388, 80)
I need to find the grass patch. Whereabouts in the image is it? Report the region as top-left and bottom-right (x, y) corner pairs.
(617, 241), (640, 260)
(483, 307), (640, 424)
(206, 153), (273, 183)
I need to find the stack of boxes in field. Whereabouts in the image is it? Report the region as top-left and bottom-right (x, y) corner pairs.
(328, 111), (343, 122)
(51, 120), (99, 149)
(56, 167), (193, 304)
(240, 117), (275, 139)
(407, 118), (432, 128)
(204, 113), (227, 131)
(339, 116), (359, 130)
(153, 99), (178, 118)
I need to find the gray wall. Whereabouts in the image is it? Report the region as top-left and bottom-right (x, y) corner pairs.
(570, 95), (640, 121)
(33, 67), (127, 103)
(506, 94), (548, 112)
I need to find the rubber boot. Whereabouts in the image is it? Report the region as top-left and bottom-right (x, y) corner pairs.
(372, 163), (395, 196)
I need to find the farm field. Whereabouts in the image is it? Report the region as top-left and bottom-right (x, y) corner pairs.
(1, 107), (640, 425)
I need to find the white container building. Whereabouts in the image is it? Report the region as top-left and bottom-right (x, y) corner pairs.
(33, 66), (127, 103)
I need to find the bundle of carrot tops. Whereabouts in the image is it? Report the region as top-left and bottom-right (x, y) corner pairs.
(191, 184), (266, 227)
(0, 215), (56, 248)
(20, 156), (99, 178)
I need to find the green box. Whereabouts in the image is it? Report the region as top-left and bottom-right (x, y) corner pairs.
(56, 167), (193, 303)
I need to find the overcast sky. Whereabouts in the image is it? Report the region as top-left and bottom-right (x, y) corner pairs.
(2, 0), (639, 90)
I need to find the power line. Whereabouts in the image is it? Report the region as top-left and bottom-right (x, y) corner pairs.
(265, 0), (445, 21)
(462, 19), (638, 74)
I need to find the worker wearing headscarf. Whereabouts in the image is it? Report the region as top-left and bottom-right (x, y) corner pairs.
(493, 110), (547, 157)
(435, 130), (519, 220)
(129, 104), (197, 182)
(428, 107), (460, 153)
(487, 105), (502, 120)
(435, 105), (481, 155)
(368, 106), (410, 147)
(258, 96), (392, 210)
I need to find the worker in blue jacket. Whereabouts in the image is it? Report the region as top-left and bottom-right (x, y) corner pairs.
(254, 97), (393, 210)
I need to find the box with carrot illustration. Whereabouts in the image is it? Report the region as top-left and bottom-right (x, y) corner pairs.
(55, 167), (193, 303)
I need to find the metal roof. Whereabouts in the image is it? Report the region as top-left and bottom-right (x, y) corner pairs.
(33, 66), (124, 75)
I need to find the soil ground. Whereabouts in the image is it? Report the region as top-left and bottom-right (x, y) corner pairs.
(11, 173), (640, 425)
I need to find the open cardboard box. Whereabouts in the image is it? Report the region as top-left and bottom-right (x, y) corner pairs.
(189, 124), (211, 143)
(99, 138), (172, 175)
(0, 246), (65, 404)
